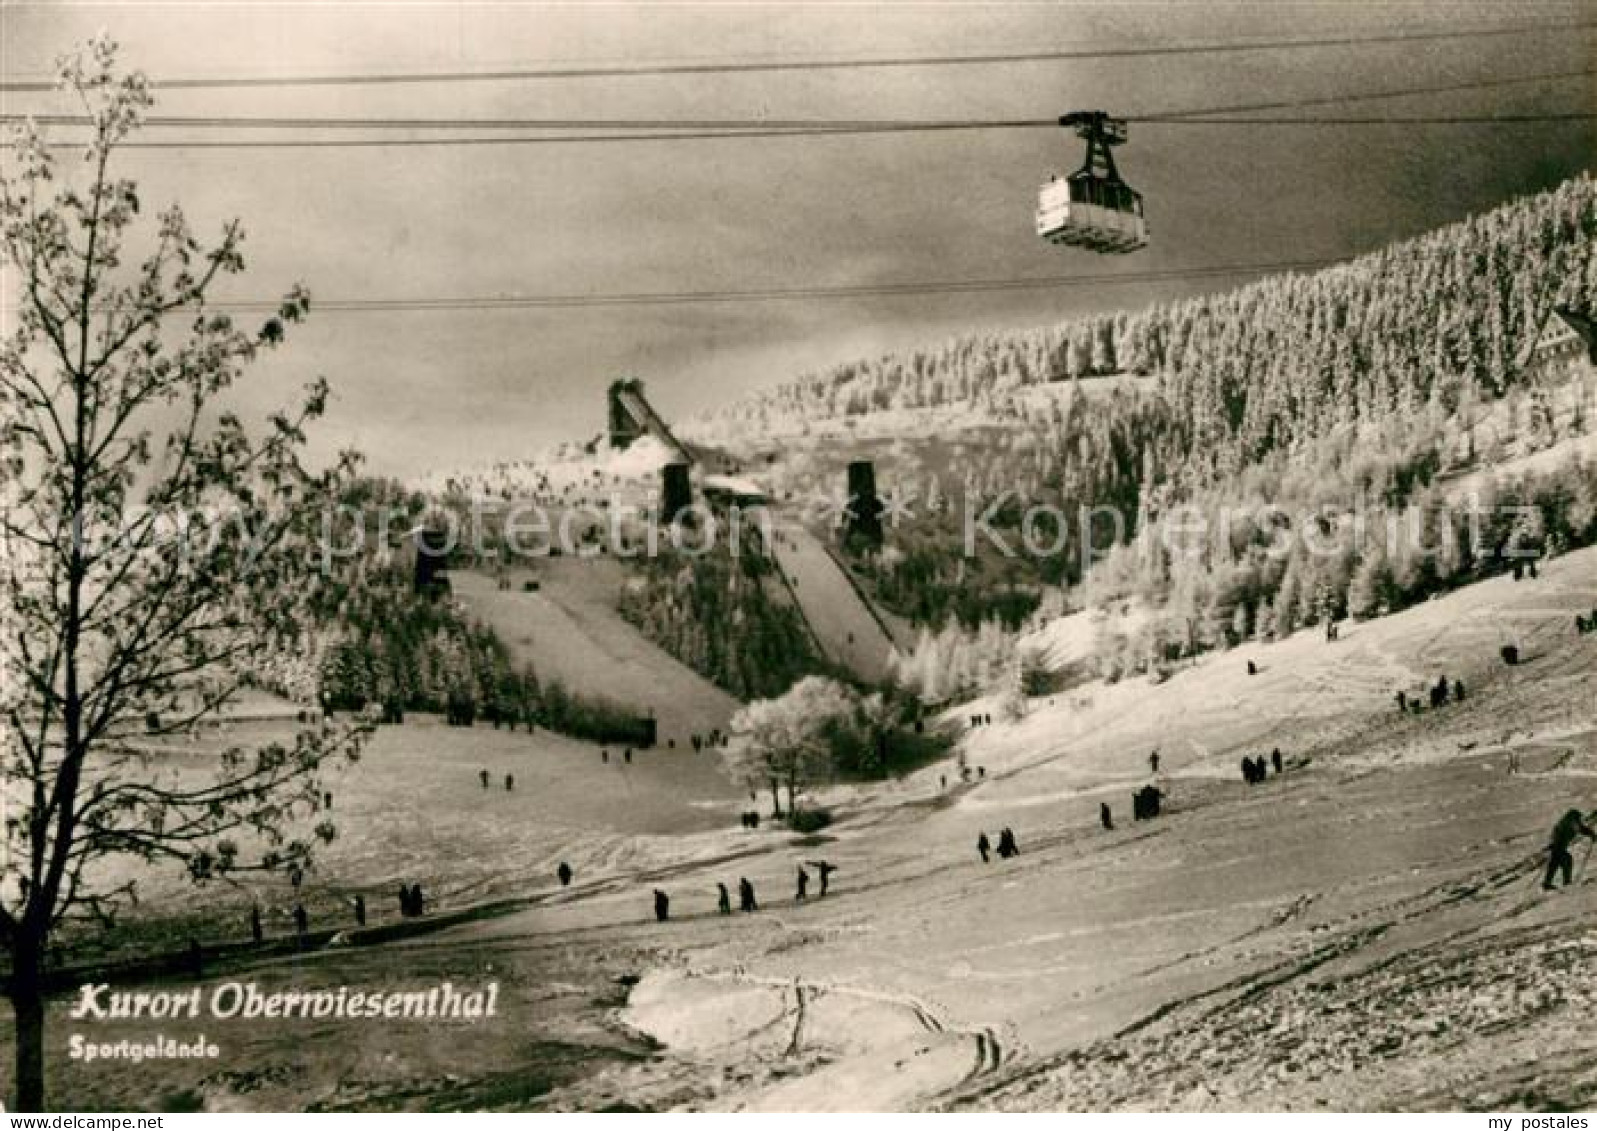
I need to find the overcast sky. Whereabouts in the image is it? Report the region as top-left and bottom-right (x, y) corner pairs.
(2, 2), (1592, 477)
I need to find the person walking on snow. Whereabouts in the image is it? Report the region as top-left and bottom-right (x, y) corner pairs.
(1543, 808), (1596, 891)
(997, 827), (1018, 859)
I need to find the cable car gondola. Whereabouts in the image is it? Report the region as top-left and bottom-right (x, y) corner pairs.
(1036, 111), (1148, 254)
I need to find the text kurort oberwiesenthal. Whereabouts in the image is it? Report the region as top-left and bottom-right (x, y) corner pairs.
(70, 980), (501, 1022)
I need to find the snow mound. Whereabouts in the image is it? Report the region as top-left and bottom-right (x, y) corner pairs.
(412, 434), (682, 498)
(1021, 600), (1151, 672)
(603, 434), (681, 479)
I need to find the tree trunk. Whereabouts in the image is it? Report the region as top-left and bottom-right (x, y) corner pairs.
(768, 778), (781, 818)
(11, 939), (46, 1111)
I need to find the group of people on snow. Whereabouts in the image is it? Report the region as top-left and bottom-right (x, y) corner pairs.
(650, 863), (839, 922)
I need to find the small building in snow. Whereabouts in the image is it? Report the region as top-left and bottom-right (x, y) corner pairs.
(1525, 306), (1597, 378)
(700, 474), (768, 508)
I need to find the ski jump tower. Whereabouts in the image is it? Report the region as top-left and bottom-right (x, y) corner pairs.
(608, 378), (695, 520)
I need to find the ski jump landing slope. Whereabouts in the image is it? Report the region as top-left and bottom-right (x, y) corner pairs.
(452, 563), (739, 751)
(769, 518), (899, 685)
